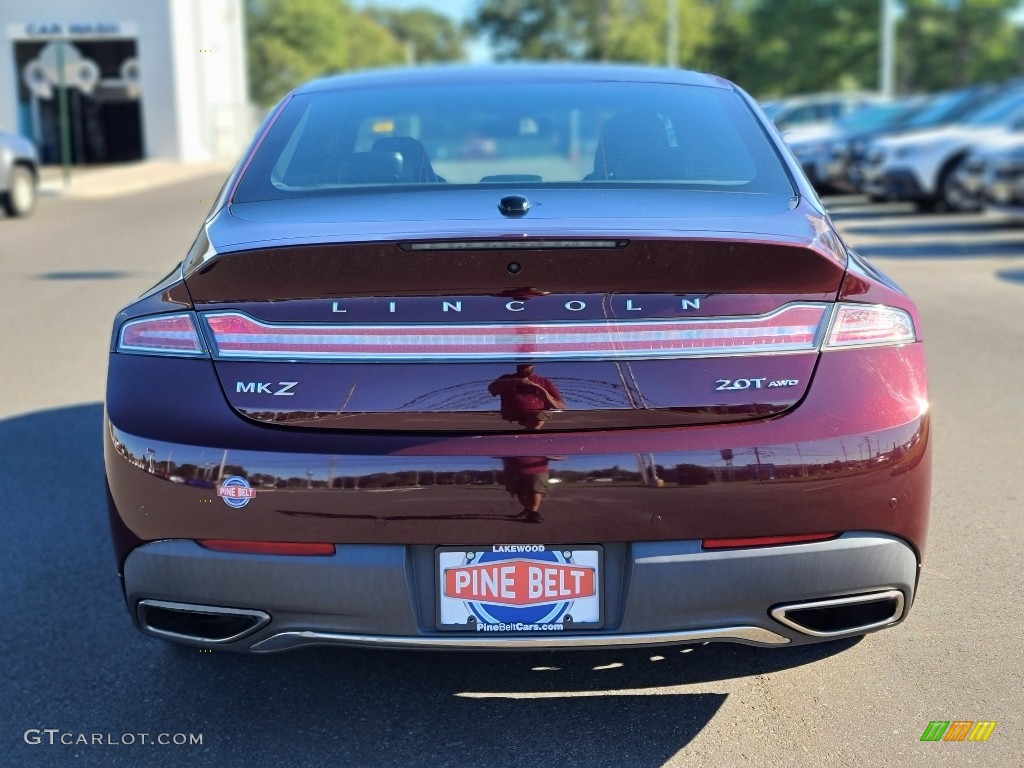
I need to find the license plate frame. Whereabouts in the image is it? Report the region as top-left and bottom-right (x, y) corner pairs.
(435, 545), (604, 632)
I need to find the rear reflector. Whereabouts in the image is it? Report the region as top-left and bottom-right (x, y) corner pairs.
(118, 313), (206, 356)
(203, 304), (829, 362)
(826, 303), (915, 348)
(198, 540), (336, 556)
(702, 533), (838, 550)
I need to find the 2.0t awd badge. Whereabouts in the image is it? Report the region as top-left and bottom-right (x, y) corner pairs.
(715, 378), (799, 391)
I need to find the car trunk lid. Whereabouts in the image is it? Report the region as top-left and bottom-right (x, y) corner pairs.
(185, 230), (844, 432)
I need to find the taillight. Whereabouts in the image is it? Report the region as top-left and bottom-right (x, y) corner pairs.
(202, 304), (829, 362)
(825, 303), (916, 348)
(198, 540), (336, 556)
(118, 313), (207, 356)
(702, 533), (839, 550)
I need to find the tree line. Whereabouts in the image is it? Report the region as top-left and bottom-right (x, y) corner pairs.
(246, 0), (1024, 105)
(245, 0), (468, 105)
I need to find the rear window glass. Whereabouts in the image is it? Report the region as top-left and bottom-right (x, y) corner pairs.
(234, 80), (795, 202)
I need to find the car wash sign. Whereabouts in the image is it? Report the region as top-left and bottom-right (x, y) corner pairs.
(437, 546), (602, 631)
(7, 22), (138, 40)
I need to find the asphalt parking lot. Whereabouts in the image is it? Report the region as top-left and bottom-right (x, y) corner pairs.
(1, 178), (1021, 767)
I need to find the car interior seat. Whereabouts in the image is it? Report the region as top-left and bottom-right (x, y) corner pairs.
(587, 112), (683, 181)
(371, 137), (443, 182)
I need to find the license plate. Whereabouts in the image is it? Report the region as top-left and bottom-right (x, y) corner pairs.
(436, 545), (603, 631)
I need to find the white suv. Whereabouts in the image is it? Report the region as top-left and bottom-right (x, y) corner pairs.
(861, 89), (1024, 211)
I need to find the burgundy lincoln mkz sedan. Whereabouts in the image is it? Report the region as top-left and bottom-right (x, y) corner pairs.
(104, 65), (930, 652)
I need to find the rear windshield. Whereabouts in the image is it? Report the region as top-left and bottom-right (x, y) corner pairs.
(233, 80), (795, 202)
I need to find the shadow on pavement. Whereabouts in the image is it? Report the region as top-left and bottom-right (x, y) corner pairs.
(37, 271), (139, 281)
(1, 403), (858, 768)
(996, 268), (1024, 284)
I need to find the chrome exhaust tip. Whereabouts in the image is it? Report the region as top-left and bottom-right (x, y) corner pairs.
(137, 599), (270, 643)
(770, 589), (905, 637)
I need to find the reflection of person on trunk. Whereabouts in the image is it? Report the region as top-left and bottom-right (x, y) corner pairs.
(502, 456), (551, 523)
(487, 364), (565, 430)
(489, 364), (565, 522)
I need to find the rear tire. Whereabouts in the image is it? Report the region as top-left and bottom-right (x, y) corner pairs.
(2, 165), (36, 217)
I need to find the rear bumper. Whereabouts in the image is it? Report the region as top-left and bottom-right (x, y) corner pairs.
(124, 533), (918, 652)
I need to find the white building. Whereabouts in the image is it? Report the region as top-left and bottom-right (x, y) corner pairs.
(0, 0), (252, 163)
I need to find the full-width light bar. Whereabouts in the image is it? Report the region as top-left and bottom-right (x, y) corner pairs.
(202, 304), (829, 362)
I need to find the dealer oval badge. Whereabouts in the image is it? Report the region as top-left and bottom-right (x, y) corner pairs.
(218, 476), (255, 508)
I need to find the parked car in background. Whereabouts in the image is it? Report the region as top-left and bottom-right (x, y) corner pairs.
(0, 130), (39, 217)
(763, 92), (886, 132)
(860, 85), (1024, 211)
(947, 129), (1024, 215)
(104, 64), (930, 654)
(845, 84), (1007, 200)
(847, 83), (1007, 201)
(981, 141), (1024, 222)
(974, 137), (1024, 222)
(785, 98), (922, 192)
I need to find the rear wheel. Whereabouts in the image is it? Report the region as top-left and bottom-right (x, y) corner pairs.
(2, 165), (36, 217)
